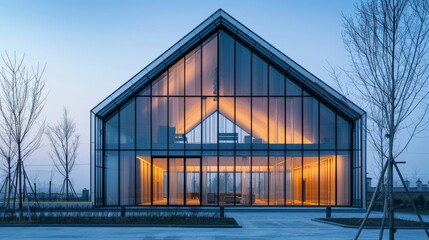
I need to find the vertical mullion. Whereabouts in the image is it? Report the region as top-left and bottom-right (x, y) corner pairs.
(361, 117), (364, 208)
(200, 156), (203, 206)
(102, 120), (105, 205)
(184, 56), (187, 154)
(349, 118), (354, 207)
(233, 38), (237, 206)
(183, 55), (187, 206)
(318, 101), (321, 206)
(249, 51), (253, 206)
(167, 70), (170, 153)
(167, 68), (170, 206)
(335, 114), (338, 206)
(352, 121), (355, 207)
(167, 158), (170, 205)
(267, 64), (270, 206)
(134, 97), (137, 205)
(348, 118), (352, 207)
(184, 158), (187, 205)
(90, 114), (94, 204)
(200, 43), (204, 206)
(118, 110), (121, 206)
(216, 32), (220, 206)
(150, 87), (153, 206)
(283, 75), (287, 206)
(301, 91), (304, 206)
(360, 115), (367, 207)
(150, 157), (153, 206)
(284, 78), (287, 206)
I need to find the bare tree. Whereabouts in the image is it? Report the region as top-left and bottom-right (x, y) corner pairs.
(329, 65), (388, 179)
(0, 52), (46, 217)
(0, 125), (17, 210)
(46, 108), (80, 201)
(337, 0), (429, 239)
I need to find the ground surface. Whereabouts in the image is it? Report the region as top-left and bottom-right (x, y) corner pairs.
(0, 215), (237, 226)
(0, 208), (428, 239)
(316, 217), (429, 227)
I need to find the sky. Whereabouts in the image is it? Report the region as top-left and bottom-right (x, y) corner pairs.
(0, 0), (428, 192)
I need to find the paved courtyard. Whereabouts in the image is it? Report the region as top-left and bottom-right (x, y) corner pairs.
(0, 209), (427, 239)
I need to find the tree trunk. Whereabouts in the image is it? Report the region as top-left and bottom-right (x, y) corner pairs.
(18, 142), (22, 219)
(49, 180), (51, 201)
(7, 157), (11, 210)
(66, 167), (69, 201)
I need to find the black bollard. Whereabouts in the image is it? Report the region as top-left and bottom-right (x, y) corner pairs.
(121, 206), (126, 217)
(220, 206), (224, 218)
(326, 207), (331, 218)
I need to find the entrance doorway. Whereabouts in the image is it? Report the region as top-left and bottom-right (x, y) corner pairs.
(151, 157), (201, 206)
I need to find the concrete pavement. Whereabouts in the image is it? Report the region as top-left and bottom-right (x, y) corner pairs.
(0, 209), (427, 239)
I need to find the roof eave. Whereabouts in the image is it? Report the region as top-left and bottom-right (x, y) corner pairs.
(92, 9), (365, 120)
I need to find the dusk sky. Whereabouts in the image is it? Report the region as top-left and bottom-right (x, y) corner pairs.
(1, 0), (428, 192)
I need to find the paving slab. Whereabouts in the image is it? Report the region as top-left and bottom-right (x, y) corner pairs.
(0, 210), (427, 239)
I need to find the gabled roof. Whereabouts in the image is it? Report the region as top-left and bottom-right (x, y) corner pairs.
(91, 9), (365, 120)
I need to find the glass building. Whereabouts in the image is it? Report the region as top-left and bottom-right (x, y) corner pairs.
(91, 10), (366, 207)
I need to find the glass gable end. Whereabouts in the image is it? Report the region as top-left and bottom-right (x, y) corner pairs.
(94, 30), (362, 207)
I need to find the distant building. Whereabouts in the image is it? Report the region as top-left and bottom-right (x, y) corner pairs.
(366, 178), (429, 206)
(416, 178), (423, 191)
(405, 179), (410, 189)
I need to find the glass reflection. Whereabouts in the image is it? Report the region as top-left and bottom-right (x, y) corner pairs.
(219, 31), (234, 96)
(120, 100), (135, 149)
(105, 113), (118, 150)
(202, 35), (218, 96)
(252, 54), (268, 96)
(269, 156), (285, 205)
(120, 151), (135, 205)
(219, 155), (235, 205)
(136, 97), (151, 149)
(303, 97), (318, 149)
(169, 158), (184, 205)
(185, 47), (201, 96)
(320, 151), (335, 205)
(186, 158), (201, 205)
(136, 153), (151, 205)
(235, 42), (251, 96)
(337, 151), (351, 205)
(104, 151), (118, 205)
(252, 156), (268, 205)
(153, 158), (167, 205)
(320, 104), (336, 150)
(169, 59), (184, 96)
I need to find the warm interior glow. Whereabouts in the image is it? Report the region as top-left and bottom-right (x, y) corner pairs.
(290, 155), (337, 205)
(136, 154), (338, 206)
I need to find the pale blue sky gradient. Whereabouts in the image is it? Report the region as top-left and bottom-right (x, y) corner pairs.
(0, 0), (427, 191)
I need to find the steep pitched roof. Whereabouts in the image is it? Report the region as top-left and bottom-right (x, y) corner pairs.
(91, 9), (365, 119)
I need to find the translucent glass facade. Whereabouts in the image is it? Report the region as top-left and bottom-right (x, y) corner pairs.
(92, 30), (364, 207)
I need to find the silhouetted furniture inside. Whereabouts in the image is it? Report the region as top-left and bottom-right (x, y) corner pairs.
(175, 133), (187, 143)
(207, 193), (244, 204)
(243, 194), (256, 204)
(224, 195), (241, 204)
(207, 193), (218, 203)
(218, 133), (238, 142)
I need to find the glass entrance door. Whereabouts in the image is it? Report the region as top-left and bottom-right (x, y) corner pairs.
(169, 158), (184, 205)
(152, 157), (201, 206)
(186, 158), (201, 205)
